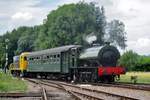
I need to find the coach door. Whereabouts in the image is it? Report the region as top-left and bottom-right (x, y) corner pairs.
(61, 52), (69, 73)
(70, 48), (77, 68)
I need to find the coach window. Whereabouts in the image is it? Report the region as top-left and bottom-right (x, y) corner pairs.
(35, 57), (37, 61)
(29, 58), (32, 64)
(49, 55), (51, 62)
(49, 59), (51, 64)
(72, 58), (75, 67)
(50, 55), (51, 59)
(36, 57), (39, 64)
(47, 55), (49, 59)
(51, 56), (53, 63)
(53, 55), (54, 63)
(43, 55), (47, 60)
(54, 55), (56, 58)
(26, 57), (28, 60)
(34, 57), (36, 61)
(49, 55), (52, 63)
(37, 57), (39, 60)
(53, 55), (55, 62)
(56, 58), (59, 63)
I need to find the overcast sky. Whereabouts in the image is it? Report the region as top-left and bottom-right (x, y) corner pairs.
(0, 0), (150, 55)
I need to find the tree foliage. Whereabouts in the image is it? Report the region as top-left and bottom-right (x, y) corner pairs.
(37, 2), (107, 48)
(119, 50), (140, 71)
(135, 56), (150, 71)
(106, 20), (127, 49)
(119, 50), (150, 71)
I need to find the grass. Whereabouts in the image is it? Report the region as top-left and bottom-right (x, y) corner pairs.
(0, 71), (27, 92)
(119, 72), (150, 84)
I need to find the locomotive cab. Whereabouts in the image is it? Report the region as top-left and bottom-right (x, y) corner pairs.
(19, 52), (30, 76)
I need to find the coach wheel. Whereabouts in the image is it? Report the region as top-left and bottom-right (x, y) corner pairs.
(66, 76), (71, 81)
(20, 71), (27, 77)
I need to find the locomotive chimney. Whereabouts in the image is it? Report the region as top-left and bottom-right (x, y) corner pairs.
(105, 42), (110, 45)
(91, 41), (100, 47)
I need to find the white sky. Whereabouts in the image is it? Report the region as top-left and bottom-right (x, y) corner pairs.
(0, 0), (150, 55)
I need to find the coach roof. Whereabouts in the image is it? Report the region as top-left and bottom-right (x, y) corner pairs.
(27, 45), (81, 56)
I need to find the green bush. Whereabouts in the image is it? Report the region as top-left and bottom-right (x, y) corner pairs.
(0, 72), (27, 92)
(119, 50), (150, 71)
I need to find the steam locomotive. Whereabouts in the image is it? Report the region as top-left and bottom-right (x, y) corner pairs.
(10, 43), (125, 82)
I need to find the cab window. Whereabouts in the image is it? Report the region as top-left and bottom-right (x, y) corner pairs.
(24, 57), (27, 61)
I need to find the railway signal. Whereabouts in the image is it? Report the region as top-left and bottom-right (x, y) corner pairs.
(4, 38), (9, 73)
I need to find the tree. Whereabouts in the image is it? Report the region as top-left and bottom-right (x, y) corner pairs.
(16, 35), (35, 54)
(34, 25), (48, 50)
(119, 50), (139, 71)
(0, 37), (5, 68)
(95, 6), (106, 44)
(135, 56), (150, 71)
(42, 2), (107, 48)
(106, 20), (127, 49)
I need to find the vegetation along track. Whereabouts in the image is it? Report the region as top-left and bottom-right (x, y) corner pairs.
(0, 78), (54, 100)
(27, 78), (139, 100)
(0, 91), (47, 100)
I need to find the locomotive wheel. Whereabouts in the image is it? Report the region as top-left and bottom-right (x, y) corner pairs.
(20, 72), (24, 77)
(100, 75), (115, 83)
(109, 76), (115, 82)
(11, 71), (16, 77)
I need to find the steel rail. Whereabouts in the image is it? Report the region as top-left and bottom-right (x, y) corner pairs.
(42, 87), (48, 100)
(25, 78), (48, 100)
(82, 82), (150, 91)
(0, 92), (41, 97)
(42, 79), (139, 100)
(26, 78), (82, 100)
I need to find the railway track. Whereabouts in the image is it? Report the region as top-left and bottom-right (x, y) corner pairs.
(2, 78), (148, 100)
(27, 78), (139, 100)
(77, 82), (150, 91)
(26, 78), (83, 100)
(0, 92), (47, 100)
(111, 82), (150, 91)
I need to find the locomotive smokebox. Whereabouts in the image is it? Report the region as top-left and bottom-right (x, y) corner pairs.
(79, 43), (120, 66)
(98, 43), (120, 66)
